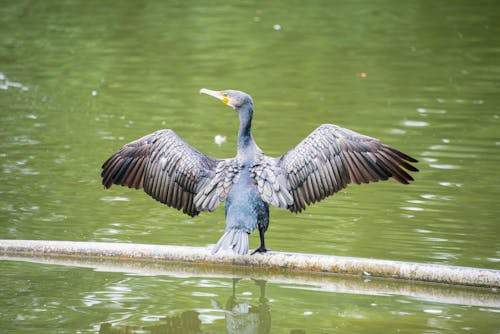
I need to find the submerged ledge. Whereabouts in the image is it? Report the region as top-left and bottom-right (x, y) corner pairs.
(0, 239), (499, 288)
(2, 254), (499, 308)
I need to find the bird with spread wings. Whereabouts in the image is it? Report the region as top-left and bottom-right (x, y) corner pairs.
(101, 89), (418, 255)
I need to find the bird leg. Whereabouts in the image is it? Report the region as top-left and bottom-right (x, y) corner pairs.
(251, 227), (268, 254)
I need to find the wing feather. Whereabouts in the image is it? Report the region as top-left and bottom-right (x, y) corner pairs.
(193, 158), (240, 212)
(277, 124), (418, 213)
(101, 129), (220, 217)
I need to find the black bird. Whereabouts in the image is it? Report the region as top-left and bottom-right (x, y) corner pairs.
(101, 89), (418, 255)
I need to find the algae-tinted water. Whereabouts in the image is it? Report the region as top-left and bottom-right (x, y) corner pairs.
(1, 0), (499, 332)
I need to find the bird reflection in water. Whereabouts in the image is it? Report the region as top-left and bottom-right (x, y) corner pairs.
(98, 279), (306, 334)
(213, 279), (304, 334)
(218, 278), (271, 334)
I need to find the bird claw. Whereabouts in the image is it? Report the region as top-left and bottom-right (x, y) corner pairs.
(250, 247), (268, 255)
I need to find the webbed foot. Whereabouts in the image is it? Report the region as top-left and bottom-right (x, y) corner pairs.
(251, 246), (268, 255)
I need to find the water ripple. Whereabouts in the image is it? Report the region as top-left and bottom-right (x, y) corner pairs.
(0, 72), (29, 91)
(402, 120), (430, 127)
(429, 164), (461, 170)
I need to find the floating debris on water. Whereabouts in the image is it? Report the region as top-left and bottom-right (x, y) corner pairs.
(214, 134), (227, 146)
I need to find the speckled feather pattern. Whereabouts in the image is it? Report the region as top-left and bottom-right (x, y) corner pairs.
(101, 129), (218, 216)
(101, 89), (418, 254)
(277, 124), (418, 212)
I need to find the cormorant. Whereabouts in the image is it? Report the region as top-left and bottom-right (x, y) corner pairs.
(101, 89), (418, 255)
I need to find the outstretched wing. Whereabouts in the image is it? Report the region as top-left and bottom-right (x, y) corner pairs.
(101, 129), (221, 216)
(276, 124), (418, 213)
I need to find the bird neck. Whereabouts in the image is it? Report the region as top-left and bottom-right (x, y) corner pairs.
(236, 103), (259, 161)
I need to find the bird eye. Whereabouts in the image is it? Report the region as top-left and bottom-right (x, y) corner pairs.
(223, 92), (228, 97)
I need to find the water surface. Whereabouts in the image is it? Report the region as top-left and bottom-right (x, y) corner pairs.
(1, 257), (499, 333)
(1, 0), (499, 332)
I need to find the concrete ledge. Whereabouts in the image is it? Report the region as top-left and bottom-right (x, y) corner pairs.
(1, 239), (499, 288)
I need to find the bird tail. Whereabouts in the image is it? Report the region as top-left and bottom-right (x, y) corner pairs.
(212, 229), (249, 255)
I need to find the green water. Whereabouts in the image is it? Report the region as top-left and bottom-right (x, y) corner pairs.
(1, 0), (499, 332)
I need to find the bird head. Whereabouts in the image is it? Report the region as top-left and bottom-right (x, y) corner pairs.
(200, 88), (252, 110)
